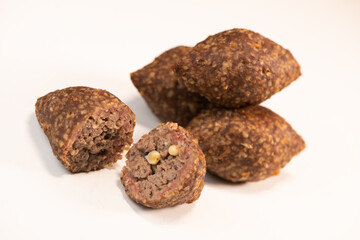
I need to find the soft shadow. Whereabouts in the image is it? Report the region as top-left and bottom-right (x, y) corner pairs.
(126, 96), (160, 129)
(28, 113), (69, 177)
(116, 176), (195, 223)
(204, 172), (246, 185)
(238, 171), (293, 194)
(204, 171), (293, 194)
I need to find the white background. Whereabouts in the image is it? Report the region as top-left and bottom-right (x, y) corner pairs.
(1, 0), (359, 239)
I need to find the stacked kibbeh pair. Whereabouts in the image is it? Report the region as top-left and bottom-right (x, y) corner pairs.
(131, 28), (305, 183)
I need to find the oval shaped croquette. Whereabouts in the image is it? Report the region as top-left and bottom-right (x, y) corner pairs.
(186, 106), (305, 182)
(175, 28), (301, 108)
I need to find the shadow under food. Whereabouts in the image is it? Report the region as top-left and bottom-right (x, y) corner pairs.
(205, 170), (293, 194)
(204, 172), (246, 185)
(125, 95), (160, 130)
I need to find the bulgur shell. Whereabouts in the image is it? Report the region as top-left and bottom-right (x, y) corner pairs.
(186, 106), (305, 182)
(35, 86), (135, 173)
(131, 46), (208, 126)
(175, 28), (301, 108)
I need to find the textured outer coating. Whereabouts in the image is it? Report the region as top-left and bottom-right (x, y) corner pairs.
(175, 28), (301, 108)
(186, 106), (305, 182)
(35, 86), (135, 173)
(121, 122), (206, 208)
(131, 46), (208, 126)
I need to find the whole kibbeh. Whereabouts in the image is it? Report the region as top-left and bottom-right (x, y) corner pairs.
(121, 122), (206, 208)
(175, 28), (301, 108)
(131, 46), (208, 126)
(35, 86), (135, 173)
(186, 106), (305, 182)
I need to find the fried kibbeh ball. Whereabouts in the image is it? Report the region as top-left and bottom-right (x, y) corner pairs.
(131, 46), (208, 126)
(35, 86), (135, 173)
(186, 106), (305, 182)
(175, 28), (301, 108)
(121, 122), (206, 208)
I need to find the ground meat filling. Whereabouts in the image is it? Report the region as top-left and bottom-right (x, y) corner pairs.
(128, 136), (186, 199)
(67, 111), (130, 171)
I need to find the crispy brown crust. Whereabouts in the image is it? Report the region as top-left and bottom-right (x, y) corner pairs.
(186, 106), (305, 182)
(35, 86), (135, 173)
(121, 122), (206, 208)
(175, 28), (301, 108)
(131, 46), (208, 126)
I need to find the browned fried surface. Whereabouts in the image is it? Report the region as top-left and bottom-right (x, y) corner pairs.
(131, 46), (208, 126)
(35, 86), (135, 173)
(175, 28), (301, 108)
(121, 122), (206, 208)
(187, 106), (305, 182)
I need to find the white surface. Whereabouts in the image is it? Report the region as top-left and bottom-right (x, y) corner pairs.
(1, 0), (359, 239)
